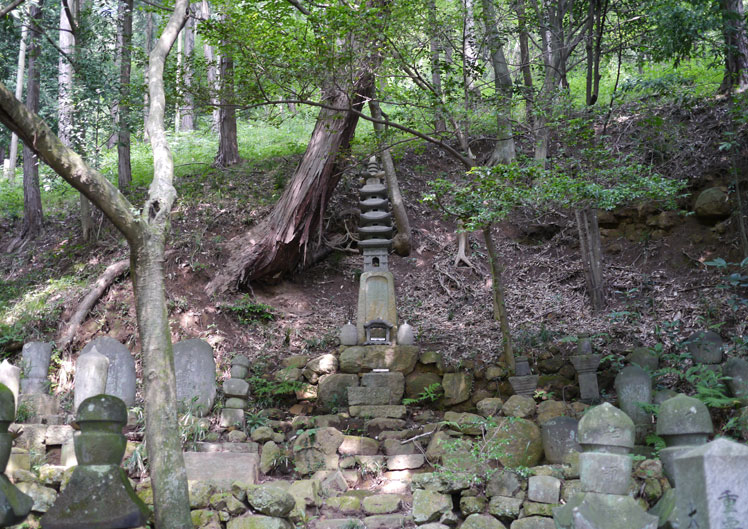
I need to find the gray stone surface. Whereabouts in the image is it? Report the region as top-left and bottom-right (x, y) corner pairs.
(362, 514), (406, 529)
(361, 371), (405, 404)
(226, 516), (293, 529)
(347, 386), (390, 406)
(20, 342), (52, 395)
(528, 475), (561, 504)
(614, 365), (652, 441)
(694, 187), (731, 219)
(183, 452), (258, 486)
(80, 337), (136, 407)
(571, 355), (601, 403)
(73, 350), (109, 413)
(0, 361), (20, 410)
(628, 347), (659, 371)
(486, 470), (521, 497)
(486, 418), (543, 468)
(461, 513), (507, 529)
(502, 395), (536, 418)
(541, 416), (580, 464)
(362, 493), (401, 514)
(578, 403), (635, 450)
(173, 338), (216, 416)
(723, 357), (748, 405)
(246, 485), (295, 517)
(349, 405), (406, 419)
(223, 378), (249, 398)
(318, 373), (359, 411)
(685, 330), (723, 364)
(563, 492), (658, 529)
(476, 397), (503, 417)
(442, 371), (473, 406)
(656, 394), (712, 446)
(510, 518), (555, 529)
(338, 436), (378, 456)
(579, 451), (632, 495)
(488, 495), (522, 520)
(412, 489), (453, 524)
(386, 454), (425, 470)
(397, 322), (415, 345)
(339, 345), (419, 374)
(673, 438), (748, 529)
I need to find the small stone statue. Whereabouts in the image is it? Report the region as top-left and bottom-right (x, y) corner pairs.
(41, 394), (149, 529)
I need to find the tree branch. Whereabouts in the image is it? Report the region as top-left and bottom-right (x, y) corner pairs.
(61, 0), (78, 36)
(0, 0), (24, 18)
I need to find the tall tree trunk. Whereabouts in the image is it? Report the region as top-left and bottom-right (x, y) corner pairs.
(0, 3), (192, 524)
(515, 0), (534, 125)
(214, 52), (239, 167)
(481, 0), (516, 166)
(20, 1), (44, 242)
(369, 97), (411, 256)
(143, 10), (153, 134)
(117, 0), (133, 189)
(483, 225), (514, 372)
(575, 208), (605, 311)
(179, 9), (195, 131)
(427, 0), (446, 133)
(207, 79), (372, 292)
(4, 23), (27, 182)
(202, 0), (220, 132)
(719, 0), (748, 93)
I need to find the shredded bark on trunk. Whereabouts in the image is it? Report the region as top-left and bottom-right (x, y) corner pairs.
(207, 80), (371, 293)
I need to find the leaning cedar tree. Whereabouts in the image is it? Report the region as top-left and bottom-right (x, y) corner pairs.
(206, 78), (372, 292)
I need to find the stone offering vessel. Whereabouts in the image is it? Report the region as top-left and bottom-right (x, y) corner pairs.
(0, 383), (32, 527)
(41, 394), (149, 529)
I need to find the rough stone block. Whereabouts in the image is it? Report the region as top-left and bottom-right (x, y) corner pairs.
(347, 386), (390, 406)
(528, 475), (561, 504)
(183, 452), (258, 487)
(386, 454), (425, 470)
(349, 405), (406, 419)
(361, 372), (405, 403)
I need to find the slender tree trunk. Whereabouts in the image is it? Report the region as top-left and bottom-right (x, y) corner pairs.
(207, 78), (372, 292)
(143, 10), (153, 134)
(5, 23), (27, 182)
(0, 3), (192, 523)
(179, 10), (195, 131)
(117, 0), (133, 189)
(202, 0), (220, 132)
(483, 225), (514, 372)
(719, 0), (748, 93)
(481, 0), (516, 166)
(369, 97), (411, 256)
(214, 52), (239, 167)
(174, 26), (182, 132)
(58, 1), (75, 146)
(21, 1), (44, 241)
(515, 0), (534, 125)
(427, 0), (446, 133)
(575, 208), (605, 311)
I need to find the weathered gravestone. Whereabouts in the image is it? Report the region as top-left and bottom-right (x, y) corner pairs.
(80, 337), (136, 407)
(655, 394), (713, 486)
(541, 416), (581, 464)
(628, 347), (659, 371)
(614, 365), (653, 443)
(509, 356), (539, 397)
(0, 383), (32, 526)
(685, 330), (723, 366)
(673, 438), (748, 529)
(40, 395), (148, 529)
(73, 349), (109, 413)
(722, 357), (748, 405)
(20, 342), (52, 394)
(173, 338), (217, 417)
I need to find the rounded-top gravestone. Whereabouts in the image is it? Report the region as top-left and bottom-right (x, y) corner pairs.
(73, 350), (109, 413)
(614, 364), (653, 442)
(723, 357), (748, 405)
(628, 347), (659, 371)
(173, 338), (216, 417)
(81, 337), (136, 407)
(685, 330), (723, 365)
(656, 394), (713, 446)
(75, 394), (128, 466)
(340, 322), (358, 346)
(578, 402), (635, 452)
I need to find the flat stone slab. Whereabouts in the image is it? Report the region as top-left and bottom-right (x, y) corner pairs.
(183, 452), (258, 486)
(194, 442), (259, 454)
(349, 405), (406, 419)
(387, 454), (425, 470)
(339, 345), (419, 374)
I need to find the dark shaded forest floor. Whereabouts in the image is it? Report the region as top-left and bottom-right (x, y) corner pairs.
(1, 96), (747, 411)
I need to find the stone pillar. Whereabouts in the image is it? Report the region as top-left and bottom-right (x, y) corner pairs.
(673, 438), (748, 529)
(571, 354), (601, 404)
(509, 356), (538, 397)
(656, 394), (713, 486)
(74, 350), (110, 413)
(614, 365), (653, 444)
(0, 383), (32, 526)
(41, 395), (149, 528)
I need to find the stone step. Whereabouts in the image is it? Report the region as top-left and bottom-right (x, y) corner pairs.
(350, 405), (406, 419)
